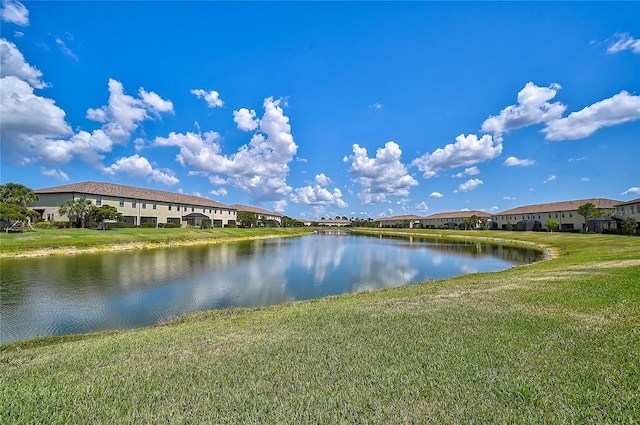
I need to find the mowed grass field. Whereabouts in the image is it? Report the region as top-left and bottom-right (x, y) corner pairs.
(0, 227), (314, 257)
(1, 230), (639, 424)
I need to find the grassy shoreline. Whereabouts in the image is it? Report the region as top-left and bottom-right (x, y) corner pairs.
(1, 230), (639, 423)
(0, 227), (314, 258)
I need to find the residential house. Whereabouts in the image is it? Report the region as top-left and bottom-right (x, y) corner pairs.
(420, 211), (491, 229)
(31, 181), (237, 227)
(615, 198), (640, 222)
(377, 215), (423, 228)
(230, 204), (283, 227)
(492, 198), (620, 231)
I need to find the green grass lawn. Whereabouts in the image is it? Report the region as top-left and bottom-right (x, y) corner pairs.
(0, 227), (314, 257)
(1, 230), (639, 424)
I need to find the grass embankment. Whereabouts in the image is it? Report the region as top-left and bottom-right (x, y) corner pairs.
(0, 227), (314, 258)
(1, 231), (639, 423)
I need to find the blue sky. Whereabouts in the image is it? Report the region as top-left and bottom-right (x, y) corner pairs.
(1, 1), (639, 219)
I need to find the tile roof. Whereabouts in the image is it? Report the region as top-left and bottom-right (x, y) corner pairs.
(495, 198), (620, 215)
(229, 204), (284, 217)
(424, 210), (491, 219)
(377, 214), (424, 221)
(615, 198), (640, 206)
(34, 181), (233, 209)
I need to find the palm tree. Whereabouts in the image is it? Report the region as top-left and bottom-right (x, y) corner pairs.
(58, 199), (94, 228)
(0, 183), (36, 207)
(577, 202), (596, 231)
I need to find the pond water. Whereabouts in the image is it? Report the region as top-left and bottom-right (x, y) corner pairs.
(0, 233), (541, 343)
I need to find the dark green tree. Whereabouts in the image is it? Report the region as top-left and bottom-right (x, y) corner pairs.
(237, 211), (258, 227)
(621, 217), (637, 236)
(91, 205), (123, 229)
(0, 202), (40, 229)
(0, 183), (36, 207)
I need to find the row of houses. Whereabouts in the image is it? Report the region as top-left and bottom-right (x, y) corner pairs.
(30, 181), (284, 228)
(27, 181), (640, 232)
(378, 198), (640, 232)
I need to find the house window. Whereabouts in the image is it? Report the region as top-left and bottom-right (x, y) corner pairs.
(132, 200), (137, 208)
(569, 212), (573, 217)
(119, 199), (124, 207)
(562, 213), (565, 218)
(153, 202), (157, 210)
(191, 207), (195, 213)
(79, 195), (86, 200)
(142, 201), (146, 209)
(96, 197), (102, 206)
(168, 204), (172, 211)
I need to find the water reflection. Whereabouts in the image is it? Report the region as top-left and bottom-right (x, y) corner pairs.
(0, 234), (540, 343)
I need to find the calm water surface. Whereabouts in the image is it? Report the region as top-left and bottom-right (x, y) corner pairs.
(0, 233), (540, 343)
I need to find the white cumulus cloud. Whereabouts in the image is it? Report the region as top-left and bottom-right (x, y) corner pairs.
(191, 89), (223, 108)
(154, 97), (298, 202)
(1, 39), (46, 88)
(103, 154), (179, 186)
(345, 141), (418, 204)
(139, 88), (174, 114)
(314, 173), (332, 186)
(503, 156), (535, 166)
(481, 82), (566, 141)
(412, 134), (502, 179)
(542, 91), (640, 141)
(1, 0), (29, 26)
(87, 79), (173, 143)
(415, 201), (429, 212)
(290, 185), (347, 208)
(621, 187), (640, 195)
(429, 192), (443, 199)
(452, 166), (480, 178)
(233, 107), (259, 131)
(454, 178), (483, 193)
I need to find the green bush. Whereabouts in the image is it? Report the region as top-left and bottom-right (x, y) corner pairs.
(162, 222), (181, 229)
(139, 222), (158, 228)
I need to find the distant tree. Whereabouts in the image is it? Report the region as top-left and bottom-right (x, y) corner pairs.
(91, 205), (123, 229)
(0, 183), (36, 207)
(592, 209), (614, 218)
(281, 216), (300, 227)
(545, 220), (559, 233)
(577, 203), (597, 231)
(237, 211), (258, 228)
(58, 199), (93, 228)
(621, 217), (637, 236)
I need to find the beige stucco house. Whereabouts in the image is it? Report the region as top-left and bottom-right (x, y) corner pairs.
(615, 198), (640, 222)
(230, 204), (283, 227)
(31, 181), (237, 227)
(492, 198), (620, 231)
